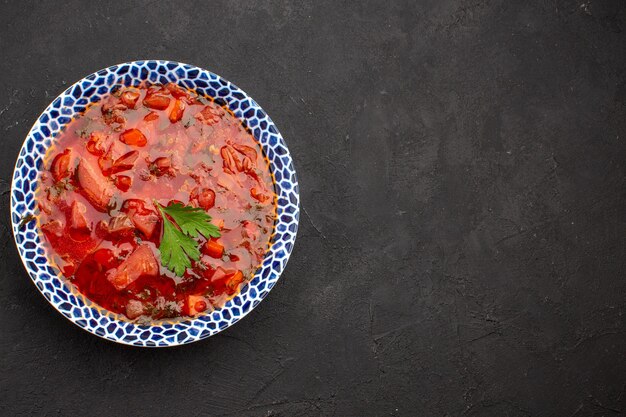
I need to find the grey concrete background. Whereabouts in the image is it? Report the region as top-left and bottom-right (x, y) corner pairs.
(1, 1), (625, 416)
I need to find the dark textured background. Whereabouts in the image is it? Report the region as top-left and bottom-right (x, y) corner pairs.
(1, 1), (625, 416)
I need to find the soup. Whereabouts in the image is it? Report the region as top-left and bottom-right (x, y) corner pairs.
(36, 83), (276, 321)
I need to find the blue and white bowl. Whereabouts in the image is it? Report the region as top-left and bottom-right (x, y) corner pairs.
(10, 60), (299, 347)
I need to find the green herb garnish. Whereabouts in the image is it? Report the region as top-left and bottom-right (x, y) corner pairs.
(155, 202), (221, 276)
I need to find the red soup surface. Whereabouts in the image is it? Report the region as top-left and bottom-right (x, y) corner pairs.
(36, 83), (276, 321)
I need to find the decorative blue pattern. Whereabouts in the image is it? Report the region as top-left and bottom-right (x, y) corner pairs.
(11, 61), (299, 347)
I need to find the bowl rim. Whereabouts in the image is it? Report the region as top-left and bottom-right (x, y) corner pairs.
(10, 60), (300, 347)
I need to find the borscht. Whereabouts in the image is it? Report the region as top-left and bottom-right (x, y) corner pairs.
(36, 83), (276, 321)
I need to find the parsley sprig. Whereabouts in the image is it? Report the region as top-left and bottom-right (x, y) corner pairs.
(155, 202), (221, 276)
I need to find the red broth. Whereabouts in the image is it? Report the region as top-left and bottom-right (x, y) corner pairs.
(36, 83), (276, 321)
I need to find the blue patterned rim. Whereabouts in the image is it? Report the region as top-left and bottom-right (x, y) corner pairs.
(10, 60), (299, 347)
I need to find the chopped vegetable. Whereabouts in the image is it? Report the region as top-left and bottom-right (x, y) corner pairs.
(119, 129), (147, 147)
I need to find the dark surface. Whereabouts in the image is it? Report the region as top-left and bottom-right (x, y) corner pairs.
(1, 1), (625, 416)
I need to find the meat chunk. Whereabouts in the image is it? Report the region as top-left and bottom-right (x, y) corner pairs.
(96, 214), (135, 241)
(76, 157), (114, 212)
(106, 245), (159, 291)
(121, 199), (160, 239)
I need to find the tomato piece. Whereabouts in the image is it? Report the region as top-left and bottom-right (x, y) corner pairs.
(203, 239), (224, 259)
(106, 244), (159, 291)
(76, 157), (114, 212)
(67, 201), (91, 241)
(169, 99), (185, 123)
(143, 94), (171, 110)
(190, 187), (215, 210)
(143, 111), (159, 122)
(120, 90), (140, 109)
(114, 175), (132, 192)
(119, 129), (147, 147)
(229, 254), (240, 262)
(50, 149), (72, 182)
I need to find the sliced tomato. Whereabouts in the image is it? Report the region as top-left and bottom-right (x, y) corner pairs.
(119, 129), (147, 147)
(114, 151), (139, 172)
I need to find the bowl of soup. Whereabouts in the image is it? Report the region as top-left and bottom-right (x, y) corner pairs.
(11, 61), (299, 347)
